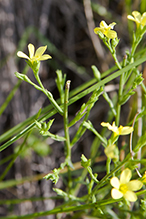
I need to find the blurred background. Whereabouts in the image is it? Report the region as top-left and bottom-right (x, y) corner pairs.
(0, 0), (146, 218)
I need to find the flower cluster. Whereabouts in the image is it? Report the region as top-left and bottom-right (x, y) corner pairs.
(94, 20), (117, 39)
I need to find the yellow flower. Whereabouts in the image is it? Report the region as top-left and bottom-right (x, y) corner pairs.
(17, 43), (52, 63)
(101, 121), (133, 136)
(110, 168), (143, 202)
(94, 20), (117, 39)
(104, 144), (118, 160)
(127, 11), (146, 28)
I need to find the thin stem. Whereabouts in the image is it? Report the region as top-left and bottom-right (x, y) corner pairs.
(35, 73), (63, 115)
(106, 157), (111, 174)
(112, 53), (122, 70)
(115, 73), (124, 126)
(63, 80), (72, 190)
(131, 36), (142, 57)
(35, 73), (45, 90)
(130, 112), (142, 177)
(64, 81), (71, 159)
(109, 46), (123, 126)
(137, 86), (142, 175)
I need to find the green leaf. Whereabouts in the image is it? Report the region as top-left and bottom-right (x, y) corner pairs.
(44, 168), (60, 184)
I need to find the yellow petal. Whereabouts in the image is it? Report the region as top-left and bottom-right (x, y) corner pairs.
(38, 54), (52, 61)
(35, 46), (47, 57)
(111, 188), (123, 199)
(28, 44), (35, 59)
(127, 15), (136, 22)
(109, 22), (116, 29)
(110, 177), (120, 189)
(141, 12), (146, 26)
(120, 168), (132, 184)
(119, 126), (133, 135)
(132, 11), (141, 21)
(101, 121), (118, 133)
(101, 122), (111, 128)
(106, 30), (117, 39)
(124, 191), (137, 202)
(127, 180), (143, 191)
(100, 20), (108, 28)
(94, 27), (105, 35)
(17, 51), (29, 60)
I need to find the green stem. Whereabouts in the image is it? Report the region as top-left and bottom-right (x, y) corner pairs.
(35, 73), (63, 115)
(35, 73), (45, 90)
(63, 80), (72, 189)
(112, 53), (122, 70)
(131, 36), (143, 57)
(106, 157), (111, 174)
(105, 43), (123, 126)
(64, 81), (71, 158)
(112, 54), (123, 126)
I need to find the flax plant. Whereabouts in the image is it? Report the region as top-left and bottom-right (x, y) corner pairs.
(1, 9), (146, 219)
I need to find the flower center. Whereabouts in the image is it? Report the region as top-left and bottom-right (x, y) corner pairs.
(119, 184), (128, 194)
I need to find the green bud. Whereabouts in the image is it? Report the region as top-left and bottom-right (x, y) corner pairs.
(111, 37), (119, 48)
(81, 154), (91, 168)
(97, 31), (104, 39)
(91, 65), (101, 81)
(15, 72), (31, 83)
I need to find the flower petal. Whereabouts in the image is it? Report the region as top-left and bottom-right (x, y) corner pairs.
(17, 51), (29, 60)
(111, 188), (123, 199)
(38, 54), (52, 61)
(132, 11), (141, 21)
(94, 27), (100, 33)
(124, 191), (137, 202)
(101, 122), (111, 128)
(106, 30), (117, 39)
(109, 22), (116, 29)
(28, 44), (35, 59)
(119, 126), (133, 135)
(94, 27), (104, 34)
(110, 177), (120, 189)
(35, 46), (47, 57)
(127, 180), (143, 191)
(127, 15), (136, 22)
(120, 168), (132, 184)
(141, 12), (146, 26)
(100, 20), (108, 28)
